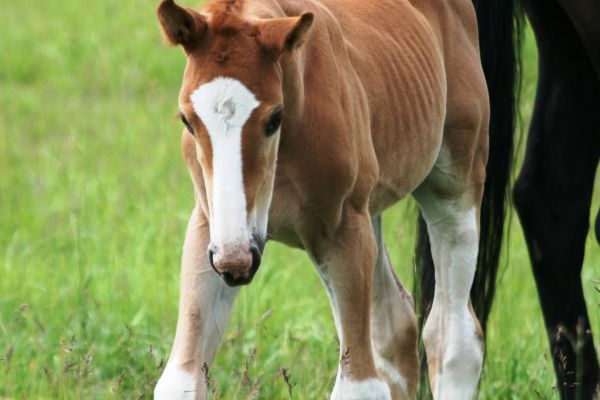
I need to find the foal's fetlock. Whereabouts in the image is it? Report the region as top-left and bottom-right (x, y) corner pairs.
(154, 362), (198, 400)
(331, 375), (392, 400)
(426, 331), (483, 400)
(441, 345), (483, 379)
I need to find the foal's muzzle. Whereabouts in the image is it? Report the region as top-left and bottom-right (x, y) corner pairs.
(208, 240), (263, 287)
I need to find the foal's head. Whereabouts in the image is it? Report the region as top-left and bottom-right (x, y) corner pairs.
(157, 0), (313, 286)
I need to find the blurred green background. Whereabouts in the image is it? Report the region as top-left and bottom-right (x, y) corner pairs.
(0, 0), (598, 398)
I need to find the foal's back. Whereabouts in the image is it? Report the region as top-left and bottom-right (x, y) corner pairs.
(265, 0), (482, 213)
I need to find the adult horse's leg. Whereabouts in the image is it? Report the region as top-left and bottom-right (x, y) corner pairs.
(155, 207), (239, 400)
(555, 0), (600, 80)
(414, 186), (484, 400)
(370, 216), (419, 399)
(311, 207), (391, 399)
(514, 1), (600, 397)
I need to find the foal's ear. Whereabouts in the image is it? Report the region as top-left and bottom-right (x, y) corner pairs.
(157, 0), (206, 49)
(257, 13), (314, 57)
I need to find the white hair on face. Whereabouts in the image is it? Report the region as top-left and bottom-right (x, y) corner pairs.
(190, 77), (260, 248)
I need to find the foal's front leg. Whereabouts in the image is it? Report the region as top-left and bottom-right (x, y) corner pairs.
(311, 208), (391, 400)
(155, 207), (239, 400)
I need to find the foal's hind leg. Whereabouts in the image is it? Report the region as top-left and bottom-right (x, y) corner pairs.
(417, 19), (490, 395)
(155, 207), (239, 400)
(414, 184), (484, 400)
(413, 101), (488, 397)
(370, 216), (419, 399)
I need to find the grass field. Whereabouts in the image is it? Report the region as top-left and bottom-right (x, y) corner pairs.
(1, 0), (598, 398)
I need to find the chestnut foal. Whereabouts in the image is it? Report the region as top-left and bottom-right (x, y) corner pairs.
(154, 0), (489, 398)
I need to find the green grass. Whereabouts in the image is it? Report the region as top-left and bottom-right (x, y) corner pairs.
(0, 1), (598, 398)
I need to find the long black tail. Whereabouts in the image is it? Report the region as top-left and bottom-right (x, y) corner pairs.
(414, 0), (524, 394)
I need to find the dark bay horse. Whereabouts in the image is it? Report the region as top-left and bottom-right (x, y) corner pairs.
(515, 0), (600, 397)
(152, 0), (509, 397)
(417, 0), (600, 398)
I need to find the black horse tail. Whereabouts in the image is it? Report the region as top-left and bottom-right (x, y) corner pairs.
(414, 0), (524, 394)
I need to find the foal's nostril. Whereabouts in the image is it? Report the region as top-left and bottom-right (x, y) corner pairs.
(222, 271), (234, 283)
(208, 243), (262, 286)
(207, 248), (217, 273)
(250, 245), (261, 271)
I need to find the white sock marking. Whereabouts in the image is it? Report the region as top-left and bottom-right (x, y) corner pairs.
(419, 202), (483, 399)
(372, 350), (408, 395)
(154, 360), (196, 400)
(331, 376), (391, 400)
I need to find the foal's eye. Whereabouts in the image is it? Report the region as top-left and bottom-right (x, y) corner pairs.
(179, 112), (194, 134)
(264, 107), (283, 136)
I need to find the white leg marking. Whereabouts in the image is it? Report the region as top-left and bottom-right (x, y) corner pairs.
(369, 225), (416, 398)
(331, 374), (391, 400)
(190, 77), (260, 248)
(154, 359), (196, 400)
(431, 311), (482, 400)
(421, 205), (483, 400)
(372, 350), (408, 395)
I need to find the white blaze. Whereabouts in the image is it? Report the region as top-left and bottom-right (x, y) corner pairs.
(191, 77), (259, 247)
